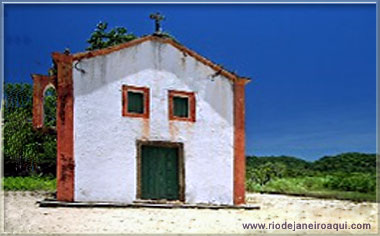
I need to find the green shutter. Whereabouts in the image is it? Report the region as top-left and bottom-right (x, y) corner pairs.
(173, 96), (189, 118)
(127, 91), (144, 114)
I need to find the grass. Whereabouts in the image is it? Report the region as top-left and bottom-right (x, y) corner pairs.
(246, 177), (376, 202)
(2, 175), (376, 202)
(2, 176), (56, 191)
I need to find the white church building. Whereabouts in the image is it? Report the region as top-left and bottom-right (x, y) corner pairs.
(32, 29), (250, 205)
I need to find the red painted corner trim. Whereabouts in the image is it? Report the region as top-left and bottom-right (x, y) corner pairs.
(233, 81), (247, 205)
(168, 90), (196, 122)
(31, 74), (57, 129)
(54, 53), (75, 202)
(122, 85), (150, 119)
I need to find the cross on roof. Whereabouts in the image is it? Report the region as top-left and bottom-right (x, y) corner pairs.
(150, 12), (165, 34)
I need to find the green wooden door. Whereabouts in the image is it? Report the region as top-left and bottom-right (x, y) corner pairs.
(141, 145), (179, 200)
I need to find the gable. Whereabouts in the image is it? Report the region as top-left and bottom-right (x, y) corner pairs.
(72, 38), (236, 114)
(71, 35), (250, 84)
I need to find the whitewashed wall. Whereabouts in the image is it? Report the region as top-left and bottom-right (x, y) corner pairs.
(73, 40), (234, 204)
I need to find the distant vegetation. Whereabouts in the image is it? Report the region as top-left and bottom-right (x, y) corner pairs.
(246, 153), (377, 202)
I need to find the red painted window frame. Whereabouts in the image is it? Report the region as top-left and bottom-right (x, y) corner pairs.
(168, 90), (196, 122)
(122, 85), (150, 119)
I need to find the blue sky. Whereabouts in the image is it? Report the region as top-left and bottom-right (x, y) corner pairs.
(4, 4), (376, 160)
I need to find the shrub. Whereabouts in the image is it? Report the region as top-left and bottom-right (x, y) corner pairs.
(2, 176), (56, 191)
(324, 173), (376, 193)
(246, 162), (286, 186)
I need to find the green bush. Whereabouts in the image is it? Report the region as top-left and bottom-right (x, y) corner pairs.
(246, 162), (286, 186)
(246, 180), (263, 192)
(246, 173), (377, 202)
(263, 176), (330, 193)
(324, 173), (376, 193)
(265, 178), (306, 193)
(2, 176), (56, 191)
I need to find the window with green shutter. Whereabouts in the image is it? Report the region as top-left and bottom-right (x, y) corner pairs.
(122, 85), (150, 118)
(128, 91), (144, 114)
(173, 96), (189, 118)
(169, 90), (196, 122)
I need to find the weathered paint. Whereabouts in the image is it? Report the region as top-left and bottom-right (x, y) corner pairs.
(72, 36), (250, 83)
(233, 80), (248, 205)
(32, 74), (57, 128)
(168, 90), (196, 122)
(121, 85), (150, 119)
(52, 53), (75, 202)
(73, 40), (235, 204)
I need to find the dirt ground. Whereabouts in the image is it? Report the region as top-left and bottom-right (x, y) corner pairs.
(2, 191), (378, 234)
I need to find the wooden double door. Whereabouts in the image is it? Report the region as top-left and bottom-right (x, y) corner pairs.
(137, 141), (184, 201)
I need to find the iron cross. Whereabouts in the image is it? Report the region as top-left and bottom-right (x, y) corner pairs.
(150, 12), (165, 33)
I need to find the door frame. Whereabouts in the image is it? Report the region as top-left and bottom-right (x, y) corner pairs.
(136, 140), (185, 202)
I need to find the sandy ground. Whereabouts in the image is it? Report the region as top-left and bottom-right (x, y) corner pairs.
(2, 191), (378, 234)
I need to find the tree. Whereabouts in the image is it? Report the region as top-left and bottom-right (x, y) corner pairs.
(86, 22), (137, 51)
(3, 83), (56, 176)
(312, 152), (376, 174)
(247, 162), (286, 186)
